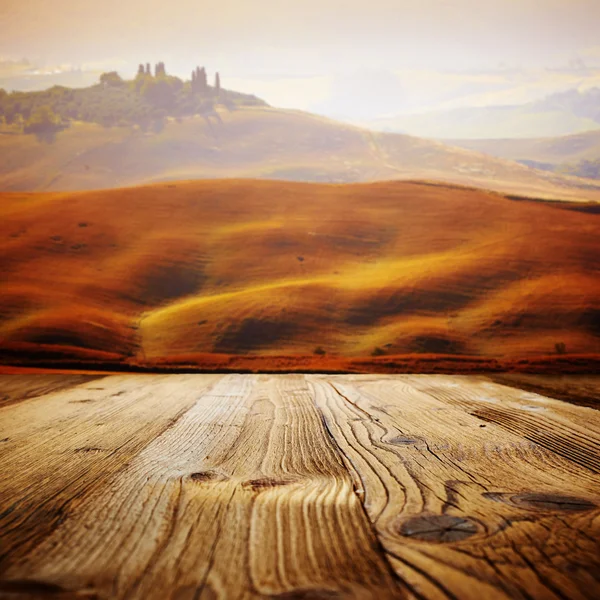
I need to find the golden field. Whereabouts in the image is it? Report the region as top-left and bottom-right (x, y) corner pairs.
(1, 178), (598, 369)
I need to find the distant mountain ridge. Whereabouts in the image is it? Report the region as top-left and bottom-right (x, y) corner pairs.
(366, 87), (600, 140)
(452, 128), (600, 181)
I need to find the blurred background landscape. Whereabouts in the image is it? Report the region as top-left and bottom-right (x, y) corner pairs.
(2, 7), (600, 600)
(1, 0), (599, 370)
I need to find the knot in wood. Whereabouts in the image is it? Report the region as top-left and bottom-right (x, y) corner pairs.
(189, 470), (228, 484)
(271, 589), (342, 599)
(398, 514), (478, 542)
(511, 492), (596, 512)
(483, 491), (597, 512)
(388, 435), (421, 446)
(242, 477), (292, 491)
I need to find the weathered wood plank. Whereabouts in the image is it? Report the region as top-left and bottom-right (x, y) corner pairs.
(485, 374), (600, 411)
(1, 374), (404, 599)
(309, 374), (600, 600)
(405, 375), (600, 474)
(0, 374), (223, 571)
(0, 374), (105, 409)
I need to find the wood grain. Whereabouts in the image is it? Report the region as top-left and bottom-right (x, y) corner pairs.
(0, 375), (221, 570)
(0, 374), (403, 599)
(1, 374), (599, 599)
(309, 374), (600, 600)
(485, 374), (600, 411)
(0, 374), (104, 409)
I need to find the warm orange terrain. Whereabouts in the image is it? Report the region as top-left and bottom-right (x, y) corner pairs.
(0, 178), (599, 370)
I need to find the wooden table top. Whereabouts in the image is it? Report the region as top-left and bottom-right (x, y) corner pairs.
(1, 374), (599, 599)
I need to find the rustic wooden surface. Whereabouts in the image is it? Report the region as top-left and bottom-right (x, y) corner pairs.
(0, 374), (599, 600)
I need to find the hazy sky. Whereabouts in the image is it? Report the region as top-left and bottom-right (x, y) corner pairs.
(2, 0), (600, 69)
(1, 0), (600, 118)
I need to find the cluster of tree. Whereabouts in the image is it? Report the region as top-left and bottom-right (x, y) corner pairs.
(137, 62), (168, 78)
(100, 72), (125, 87)
(22, 105), (64, 134)
(190, 66), (221, 95)
(0, 62), (266, 134)
(191, 66), (208, 94)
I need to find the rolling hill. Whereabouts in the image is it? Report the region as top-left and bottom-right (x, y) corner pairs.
(365, 88), (600, 140)
(2, 105), (600, 202)
(451, 129), (600, 179)
(367, 105), (600, 140)
(1, 179), (598, 369)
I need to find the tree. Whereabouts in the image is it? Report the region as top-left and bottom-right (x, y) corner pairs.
(0, 64), (268, 131)
(14, 113), (24, 132)
(190, 66), (208, 94)
(215, 72), (221, 95)
(145, 63), (151, 76)
(155, 62), (166, 77)
(23, 105), (60, 134)
(199, 67), (208, 92)
(191, 70), (198, 95)
(100, 71), (124, 87)
(140, 75), (182, 108)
